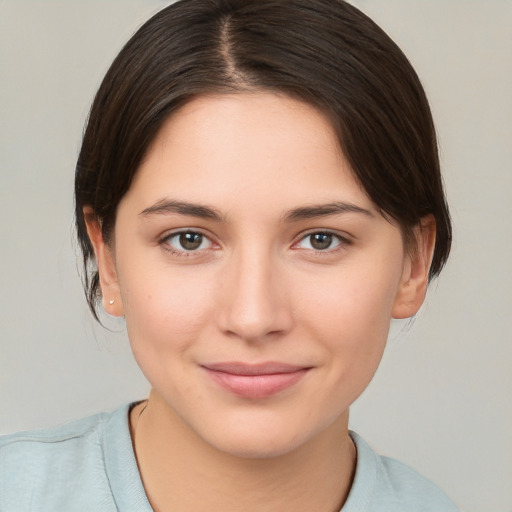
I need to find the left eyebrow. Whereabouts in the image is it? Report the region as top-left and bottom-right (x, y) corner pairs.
(139, 199), (224, 221)
(283, 202), (374, 222)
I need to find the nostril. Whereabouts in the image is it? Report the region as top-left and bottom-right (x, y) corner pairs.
(216, 293), (293, 342)
(214, 254), (294, 341)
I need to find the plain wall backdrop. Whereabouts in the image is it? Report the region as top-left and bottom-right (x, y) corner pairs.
(0, 1), (511, 511)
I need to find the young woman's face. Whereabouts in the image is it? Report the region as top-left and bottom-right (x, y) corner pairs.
(94, 93), (429, 458)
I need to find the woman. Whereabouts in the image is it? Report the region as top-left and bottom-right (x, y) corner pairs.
(1, 0), (459, 510)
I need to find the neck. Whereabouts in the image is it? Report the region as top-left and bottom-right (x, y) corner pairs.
(130, 390), (356, 512)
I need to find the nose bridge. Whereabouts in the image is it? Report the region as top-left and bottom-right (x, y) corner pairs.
(217, 242), (291, 341)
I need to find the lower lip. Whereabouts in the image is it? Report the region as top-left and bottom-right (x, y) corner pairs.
(204, 368), (310, 399)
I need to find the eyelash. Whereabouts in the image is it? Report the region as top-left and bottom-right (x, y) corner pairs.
(159, 230), (215, 257)
(158, 229), (351, 257)
(293, 230), (351, 254)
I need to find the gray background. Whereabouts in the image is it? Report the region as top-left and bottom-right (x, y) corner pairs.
(1, 1), (511, 510)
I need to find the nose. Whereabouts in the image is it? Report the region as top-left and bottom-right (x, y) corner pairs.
(216, 247), (293, 343)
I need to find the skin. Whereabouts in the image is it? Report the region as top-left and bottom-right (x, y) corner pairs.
(85, 92), (435, 512)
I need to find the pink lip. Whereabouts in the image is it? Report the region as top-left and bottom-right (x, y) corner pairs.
(201, 362), (311, 399)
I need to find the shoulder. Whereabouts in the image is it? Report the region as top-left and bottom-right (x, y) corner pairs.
(0, 405), (132, 512)
(1, 408), (110, 444)
(1, 409), (109, 464)
(0, 409), (111, 468)
(344, 431), (461, 512)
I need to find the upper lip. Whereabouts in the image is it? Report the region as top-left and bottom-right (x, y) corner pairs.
(201, 362), (310, 376)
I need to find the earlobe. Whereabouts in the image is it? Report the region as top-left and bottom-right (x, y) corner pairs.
(392, 215), (436, 319)
(83, 207), (124, 317)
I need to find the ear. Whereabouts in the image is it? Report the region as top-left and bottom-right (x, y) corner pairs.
(83, 206), (124, 317)
(392, 215), (436, 319)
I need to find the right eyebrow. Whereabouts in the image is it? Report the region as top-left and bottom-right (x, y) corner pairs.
(283, 202), (374, 222)
(139, 199), (225, 221)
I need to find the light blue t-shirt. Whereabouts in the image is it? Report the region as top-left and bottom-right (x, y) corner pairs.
(0, 403), (459, 511)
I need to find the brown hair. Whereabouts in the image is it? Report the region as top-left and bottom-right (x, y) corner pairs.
(75, 0), (451, 319)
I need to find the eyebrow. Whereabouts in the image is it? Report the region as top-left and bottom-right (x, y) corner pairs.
(140, 199), (224, 221)
(140, 199), (374, 223)
(283, 202), (374, 221)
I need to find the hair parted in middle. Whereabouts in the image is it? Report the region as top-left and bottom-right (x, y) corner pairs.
(75, 0), (451, 319)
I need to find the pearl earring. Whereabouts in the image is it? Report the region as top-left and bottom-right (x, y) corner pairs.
(109, 299), (115, 305)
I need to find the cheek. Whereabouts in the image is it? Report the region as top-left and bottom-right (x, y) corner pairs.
(297, 260), (403, 377)
(301, 261), (401, 334)
(118, 263), (218, 360)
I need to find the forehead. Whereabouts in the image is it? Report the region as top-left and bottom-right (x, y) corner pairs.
(123, 92), (374, 216)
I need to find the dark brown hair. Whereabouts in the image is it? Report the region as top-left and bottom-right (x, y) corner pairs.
(75, 0), (451, 319)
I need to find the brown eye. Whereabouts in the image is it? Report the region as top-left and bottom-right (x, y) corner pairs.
(296, 232), (342, 251)
(179, 232), (203, 250)
(164, 231), (211, 252)
(311, 233), (333, 250)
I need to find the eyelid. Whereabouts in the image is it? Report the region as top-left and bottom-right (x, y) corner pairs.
(157, 227), (351, 256)
(292, 229), (352, 251)
(158, 228), (219, 255)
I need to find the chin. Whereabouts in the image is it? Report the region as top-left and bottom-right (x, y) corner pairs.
(197, 414), (333, 460)
(210, 431), (306, 460)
